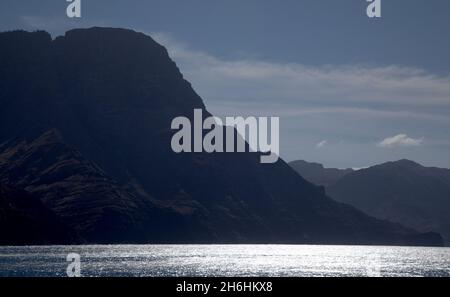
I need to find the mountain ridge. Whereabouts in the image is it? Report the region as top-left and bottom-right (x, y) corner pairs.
(289, 160), (354, 186)
(289, 159), (450, 245)
(0, 27), (443, 246)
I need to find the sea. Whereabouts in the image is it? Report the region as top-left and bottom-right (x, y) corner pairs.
(0, 245), (449, 277)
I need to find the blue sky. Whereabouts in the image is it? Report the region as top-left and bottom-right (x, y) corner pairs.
(1, 0), (450, 168)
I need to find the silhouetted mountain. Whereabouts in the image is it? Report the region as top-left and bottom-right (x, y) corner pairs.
(289, 160), (354, 186)
(0, 182), (77, 245)
(327, 160), (450, 245)
(0, 28), (443, 246)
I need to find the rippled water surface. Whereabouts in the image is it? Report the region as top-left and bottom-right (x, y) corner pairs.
(1, 245), (449, 277)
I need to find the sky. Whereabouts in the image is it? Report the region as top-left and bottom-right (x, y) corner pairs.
(1, 0), (450, 169)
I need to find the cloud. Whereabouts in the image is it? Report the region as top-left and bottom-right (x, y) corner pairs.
(316, 140), (327, 148)
(352, 166), (370, 171)
(151, 31), (450, 119)
(149, 32), (449, 166)
(378, 134), (424, 148)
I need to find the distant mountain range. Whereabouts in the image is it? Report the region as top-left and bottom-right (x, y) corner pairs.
(289, 159), (450, 245)
(0, 27), (443, 246)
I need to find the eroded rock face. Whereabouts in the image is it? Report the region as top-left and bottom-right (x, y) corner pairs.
(0, 28), (443, 246)
(0, 130), (213, 243)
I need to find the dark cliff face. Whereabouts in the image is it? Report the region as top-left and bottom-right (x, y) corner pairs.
(0, 28), (443, 246)
(0, 183), (77, 245)
(327, 160), (450, 245)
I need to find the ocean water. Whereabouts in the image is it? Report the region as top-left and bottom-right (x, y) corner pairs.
(0, 245), (449, 277)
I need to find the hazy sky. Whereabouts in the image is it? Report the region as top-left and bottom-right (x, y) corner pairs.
(1, 0), (449, 168)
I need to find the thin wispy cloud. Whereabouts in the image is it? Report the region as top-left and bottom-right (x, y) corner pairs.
(378, 134), (424, 148)
(316, 140), (327, 149)
(152, 32), (450, 116)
